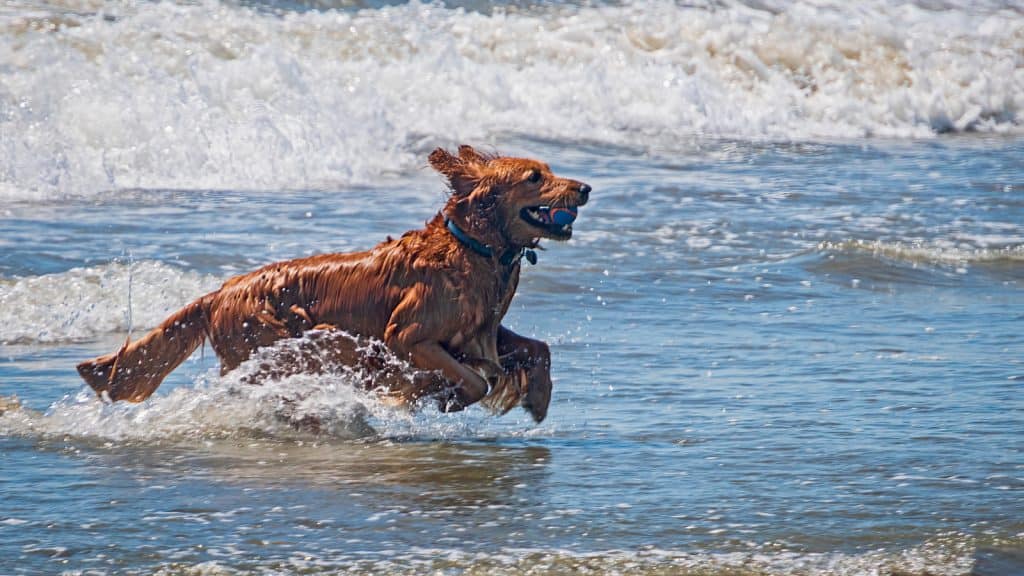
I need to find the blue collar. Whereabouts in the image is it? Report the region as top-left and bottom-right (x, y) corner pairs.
(445, 219), (537, 266)
(446, 218), (493, 258)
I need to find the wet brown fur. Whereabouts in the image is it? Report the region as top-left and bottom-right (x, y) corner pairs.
(76, 146), (591, 422)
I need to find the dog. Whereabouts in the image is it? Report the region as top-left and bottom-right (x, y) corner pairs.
(77, 145), (591, 422)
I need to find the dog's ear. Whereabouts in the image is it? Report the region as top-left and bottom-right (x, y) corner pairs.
(457, 145), (488, 165)
(429, 146), (486, 196)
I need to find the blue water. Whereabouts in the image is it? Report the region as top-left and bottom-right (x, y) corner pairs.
(2, 135), (1021, 574)
(2, 0), (1023, 573)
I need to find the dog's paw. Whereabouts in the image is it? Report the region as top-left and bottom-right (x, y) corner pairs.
(521, 367), (551, 423)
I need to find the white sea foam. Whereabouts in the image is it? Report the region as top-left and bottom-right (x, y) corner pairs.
(135, 537), (983, 575)
(820, 239), (1024, 266)
(1, 0), (1021, 199)
(0, 260), (221, 343)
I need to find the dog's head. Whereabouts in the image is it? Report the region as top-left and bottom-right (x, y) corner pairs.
(431, 145), (591, 249)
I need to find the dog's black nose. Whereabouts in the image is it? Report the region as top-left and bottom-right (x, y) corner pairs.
(578, 183), (591, 203)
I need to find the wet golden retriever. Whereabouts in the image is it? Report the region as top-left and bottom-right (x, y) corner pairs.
(77, 145), (591, 422)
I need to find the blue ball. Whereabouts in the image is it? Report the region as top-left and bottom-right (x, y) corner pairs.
(549, 206), (577, 226)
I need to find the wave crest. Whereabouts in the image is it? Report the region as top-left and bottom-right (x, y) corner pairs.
(819, 239), (1024, 266)
(1, 0), (1021, 198)
(0, 260), (221, 343)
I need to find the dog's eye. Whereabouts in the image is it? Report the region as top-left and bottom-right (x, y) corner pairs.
(527, 170), (542, 184)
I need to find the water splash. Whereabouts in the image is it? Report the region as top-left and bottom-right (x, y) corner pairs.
(0, 332), (549, 443)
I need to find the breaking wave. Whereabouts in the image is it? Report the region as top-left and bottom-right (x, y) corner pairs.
(1, 0), (1022, 199)
(809, 239), (1024, 287)
(819, 239), (1024, 267)
(0, 260), (221, 343)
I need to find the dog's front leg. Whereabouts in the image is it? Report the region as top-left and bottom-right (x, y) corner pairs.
(401, 341), (490, 412)
(497, 326), (552, 422)
(385, 287), (492, 411)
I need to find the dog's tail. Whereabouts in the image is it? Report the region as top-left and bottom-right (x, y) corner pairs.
(77, 295), (212, 402)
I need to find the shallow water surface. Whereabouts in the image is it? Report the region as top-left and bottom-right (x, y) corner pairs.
(2, 135), (1022, 574)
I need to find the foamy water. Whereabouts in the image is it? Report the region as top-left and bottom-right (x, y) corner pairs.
(1, 0), (1022, 199)
(120, 539), (979, 575)
(0, 260), (221, 343)
(0, 331), (548, 442)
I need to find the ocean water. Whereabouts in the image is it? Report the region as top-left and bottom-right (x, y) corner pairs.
(1, 0), (1023, 574)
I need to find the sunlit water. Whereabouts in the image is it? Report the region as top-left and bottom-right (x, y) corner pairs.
(2, 0), (1023, 574)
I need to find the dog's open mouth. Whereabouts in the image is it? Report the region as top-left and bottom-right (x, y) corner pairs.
(520, 205), (578, 238)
